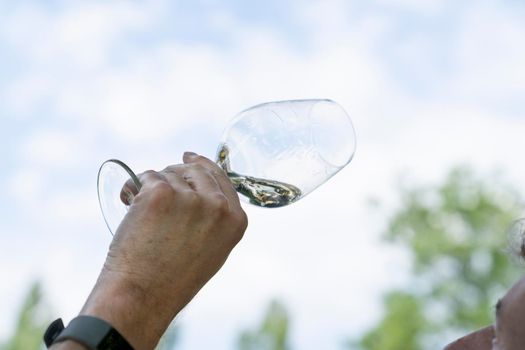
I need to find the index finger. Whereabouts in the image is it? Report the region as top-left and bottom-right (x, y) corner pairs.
(182, 152), (242, 208)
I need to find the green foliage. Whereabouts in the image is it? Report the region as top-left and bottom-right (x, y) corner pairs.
(1, 281), (50, 350)
(357, 292), (425, 350)
(352, 167), (523, 350)
(238, 300), (290, 350)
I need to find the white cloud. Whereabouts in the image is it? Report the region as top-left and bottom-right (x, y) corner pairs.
(373, 0), (445, 13)
(2, 2), (158, 67)
(6, 166), (46, 208)
(20, 129), (77, 165)
(449, 3), (525, 107)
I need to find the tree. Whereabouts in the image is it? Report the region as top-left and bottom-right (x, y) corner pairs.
(1, 281), (50, 350)
(238, 299), (290, 350)
(351, 167), (523, 350)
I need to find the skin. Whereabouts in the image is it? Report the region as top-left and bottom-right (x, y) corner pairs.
(443, 326), (494, 350)
(444, 275), (525, 350)
(50, 152), (248, 350)
(492, 275), (525, 350)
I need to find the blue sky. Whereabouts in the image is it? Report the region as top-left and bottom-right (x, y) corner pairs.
(1, 0), (525, 349)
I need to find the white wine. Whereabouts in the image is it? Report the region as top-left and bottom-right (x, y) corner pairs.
(227, 172), (302, 207)
(216, 143), (302, 207)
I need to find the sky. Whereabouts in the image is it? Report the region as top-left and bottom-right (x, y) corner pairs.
(0, 0), (524, 349)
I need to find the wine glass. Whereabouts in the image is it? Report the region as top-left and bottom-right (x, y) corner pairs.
(97, 99), (356, 234)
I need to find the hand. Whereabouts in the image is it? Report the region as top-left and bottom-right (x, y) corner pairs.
(69, 152), (247, 349)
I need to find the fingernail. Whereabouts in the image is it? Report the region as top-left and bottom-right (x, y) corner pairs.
(121, 189), (134, 206)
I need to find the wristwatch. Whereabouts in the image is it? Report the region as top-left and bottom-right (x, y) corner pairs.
(44, 316), (134, 349)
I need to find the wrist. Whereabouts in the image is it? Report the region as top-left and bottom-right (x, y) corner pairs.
(80, 272), (173, 350)
(46, 316), (133, 350)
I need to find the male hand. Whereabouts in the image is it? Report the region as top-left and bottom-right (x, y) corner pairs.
(63, 152), (247, 350)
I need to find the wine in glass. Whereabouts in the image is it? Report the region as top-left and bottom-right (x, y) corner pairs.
(97, 99), (356, 235)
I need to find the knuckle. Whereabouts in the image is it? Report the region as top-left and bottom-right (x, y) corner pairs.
(150, 180), (173, 194)
(144, 181), (175, 206)
(208, 193), (229, 212)
(163, 164), (183, 173)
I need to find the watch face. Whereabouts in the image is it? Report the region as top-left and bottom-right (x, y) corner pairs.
(44, 318), (65, 347)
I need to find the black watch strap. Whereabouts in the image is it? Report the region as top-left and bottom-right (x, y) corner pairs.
(44, 316), (134, 349)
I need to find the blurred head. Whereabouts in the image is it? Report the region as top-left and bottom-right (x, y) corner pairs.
(492, 275), (525, 349)
(444, 325), (494, 350)
(444, 275), (525, 350)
